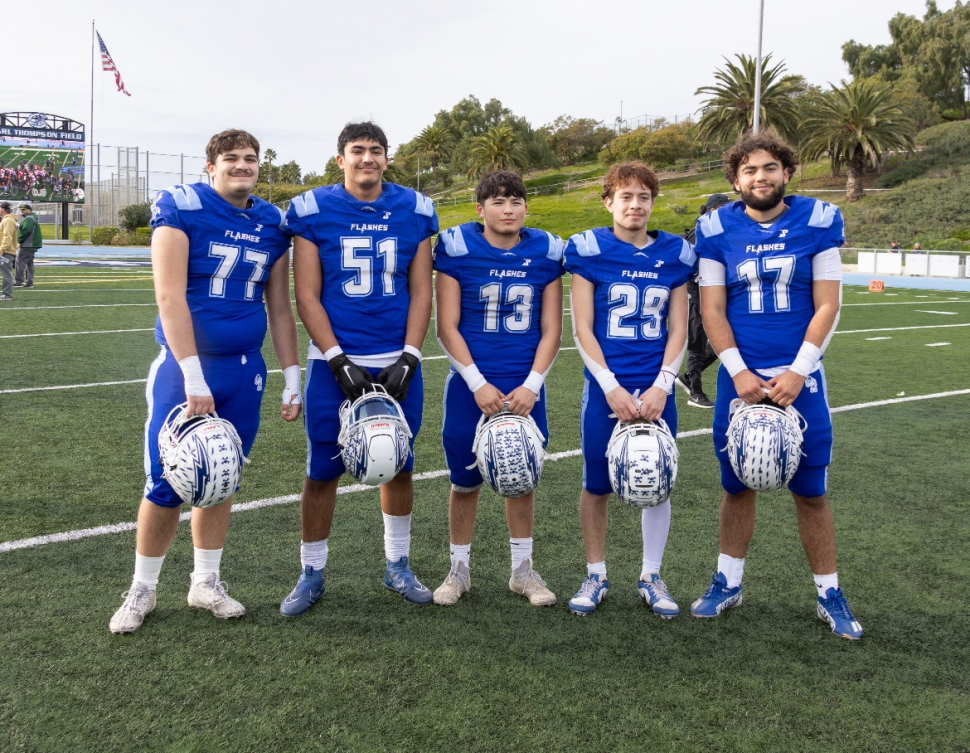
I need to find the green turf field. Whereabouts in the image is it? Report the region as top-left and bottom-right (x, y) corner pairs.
(1, 267), (968, 751)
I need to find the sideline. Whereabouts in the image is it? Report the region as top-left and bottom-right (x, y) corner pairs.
(2, 389), (967, 554)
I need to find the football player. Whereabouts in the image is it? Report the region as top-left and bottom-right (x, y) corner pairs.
(431, 170), (564, 607)
(109, 129), (303, 634)
(689, 130), (862, 640)
(563, 161), (694, 617)
(281, 122), (438, 614)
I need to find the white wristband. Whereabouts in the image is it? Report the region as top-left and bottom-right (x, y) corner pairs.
(403, 344), (422, 361)
(523, 370), (544, 396)
(178, 355), (212, 397)
(282, 364), (302, 405)
(652, 369), (677, 395)
(789, 341), (823, 377)
(459, 363), (487, 392)
(594, 368), (620, 395)
(719, 347), (748, 378)
(322, 346), (343, 362)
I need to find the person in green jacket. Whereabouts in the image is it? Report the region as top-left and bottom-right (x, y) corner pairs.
(15, 203), (42, 288)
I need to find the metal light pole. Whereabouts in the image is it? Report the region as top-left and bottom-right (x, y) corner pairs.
(752, 0), (765, 134)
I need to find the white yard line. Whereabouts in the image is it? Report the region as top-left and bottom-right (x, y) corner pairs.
(0, 303), (156, 311)
(842, 300), (969, 307)
(2, 388), (967, 553)
(915, 310), (959, 315)
(835, 323), (970, 335)
(0, 328), (154, 340)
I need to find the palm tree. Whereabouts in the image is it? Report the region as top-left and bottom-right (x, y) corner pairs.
(800, 78), (915, 201)
(415, 125), (454, 170)
(695, 54), (804, 144)
(263, 148), (277, 203)
(466, 126), (528, 179)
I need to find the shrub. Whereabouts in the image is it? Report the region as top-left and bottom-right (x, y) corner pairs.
(72, 227), (88, 244)
(118, 203), (152, 233)
(92, 226), (118, 245)
(669, 204), (690, 215)
(134, 227), (152, 245)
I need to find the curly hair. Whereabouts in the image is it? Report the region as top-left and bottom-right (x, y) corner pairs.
(723, 130), (797, 186)
(205, 129), (260, 165)
(601, 161), (660, 201)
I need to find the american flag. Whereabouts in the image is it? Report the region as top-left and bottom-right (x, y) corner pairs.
(97, 31), (131, 97)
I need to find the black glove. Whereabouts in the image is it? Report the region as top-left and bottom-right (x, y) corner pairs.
(328, 352), (374, 401)
(376, 352), (420, 401)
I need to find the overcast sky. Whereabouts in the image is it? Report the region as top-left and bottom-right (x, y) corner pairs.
(4, 0), (952, 174)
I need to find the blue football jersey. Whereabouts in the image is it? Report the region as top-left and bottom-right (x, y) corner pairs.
(694, 195), (844, 369)
(286, 182), (439, 356)
(434, 222), (564, 378)
(150, 182), (291, 355)
(563, 227), (696, 386)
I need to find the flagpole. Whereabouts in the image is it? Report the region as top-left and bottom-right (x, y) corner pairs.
(90, 20), (95, 238)
(752, 0), (765, 134)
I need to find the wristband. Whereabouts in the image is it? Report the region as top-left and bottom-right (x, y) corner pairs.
(178, 355), (212, 397)
(322, 346), (343, 362)
(523, 371), (544, 396)
(282, 364), (302, 405)
(652, 369), (677, 395)
(593, 368), (620, 395)
(459, 363), (487, 392)
(789, 341), (823, 377)
(719, 347), (747, 378)
(403, 344), (423, 361)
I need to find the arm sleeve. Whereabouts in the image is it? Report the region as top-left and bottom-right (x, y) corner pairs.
(698, 258), (726, 286)
(812, 248), (843, 280)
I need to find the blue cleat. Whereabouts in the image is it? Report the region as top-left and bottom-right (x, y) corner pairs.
(817, 587), (863, 640)
(383, 556), (432, 605)
(637, 574), (680, 619)
(280, 565), (325, 617)
(690, 571), (742, 618)
(567, 574), (609, 615)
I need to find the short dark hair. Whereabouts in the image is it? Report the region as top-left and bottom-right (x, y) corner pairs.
(475, 171), (527, 204)
(723, 130), (797, 186)
(337, 122), (388, 156)
(205, 129), (260, 165)
(601, 161), (660, 201)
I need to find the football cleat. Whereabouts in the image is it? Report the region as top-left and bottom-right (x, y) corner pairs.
(509, 561), (556, 606)
(637, 574), (680, 618)
(158, 403), (248, 508)
(338, 385), (412, 486)
(470, 410), (546, 499)
(109, 584), (156, 634)
(279, 565), (325, 617)
(432, 563), (470, 606)
(567, 574), (609, 615)
(383, 556), (433, 605)
(607, 418), (679, 509)
(690, 571), (742, 618)
(816, 587), (863, 640)
(725, 398), (807, 491)
(187, 573), (246, 619)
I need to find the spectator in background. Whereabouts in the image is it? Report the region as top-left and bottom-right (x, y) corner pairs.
(913, 242), (922, 251)
(889, 240), (900, 252)
(0, 201), (16, 299)
(15, 203), (42, 289)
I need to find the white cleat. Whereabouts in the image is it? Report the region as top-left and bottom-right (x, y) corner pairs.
(187, 573), (246, 619)
(109, 583), (157, 634)
(433, 563), (470, 606)
(509, 561), (557, 607)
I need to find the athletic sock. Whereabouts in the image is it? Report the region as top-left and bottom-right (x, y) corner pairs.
(133, 552), (165, 590)
(717, 553), (745, 589)
(640, 500), (671, 580)
(300, 539), (329, 571)
(587, 561), (607, 580)
(814, 572), (839, 598)
(449, 543), (471, 570)
(510, 537), (533, 573)
(383, 512), (412, 562)
(192, 547), (223, 581)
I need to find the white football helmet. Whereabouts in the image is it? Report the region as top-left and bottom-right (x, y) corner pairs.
(338, 385), (412, 486)
(469, 411), (546, 498)
(158, 404), (248, 508)
(607, 418), (679, 509)
(725, 399), (807, 491)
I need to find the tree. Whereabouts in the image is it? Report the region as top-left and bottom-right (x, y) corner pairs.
(414, 125), (454, 170)
(322, 157), (344, 185)
(466, 126), (528, 178)
(599, 123), (693, 168)
(695, 54), (805, 144)
(119, 202), (151, 232)
(800, 78), (916, 201)
(543, 116), (614, 164)
(262, 148), (277, 202)
(277, 160), (301, 185)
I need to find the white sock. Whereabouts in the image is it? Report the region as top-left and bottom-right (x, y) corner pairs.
(133, 552), (165, 590)
(510, 537), (533, 572)
(383, 512), (411, 562)
(717, 553), (745, 588)
(814, 572), (839, 598)
(301, 539), (329, 570)
(193, 547), (223, 580)
(587, 561), (607, 579)
(450, 543), (471, 570)
(640, 501), (671, 580)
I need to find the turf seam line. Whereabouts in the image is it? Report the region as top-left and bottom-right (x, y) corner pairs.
(1, 390), (965, 554)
